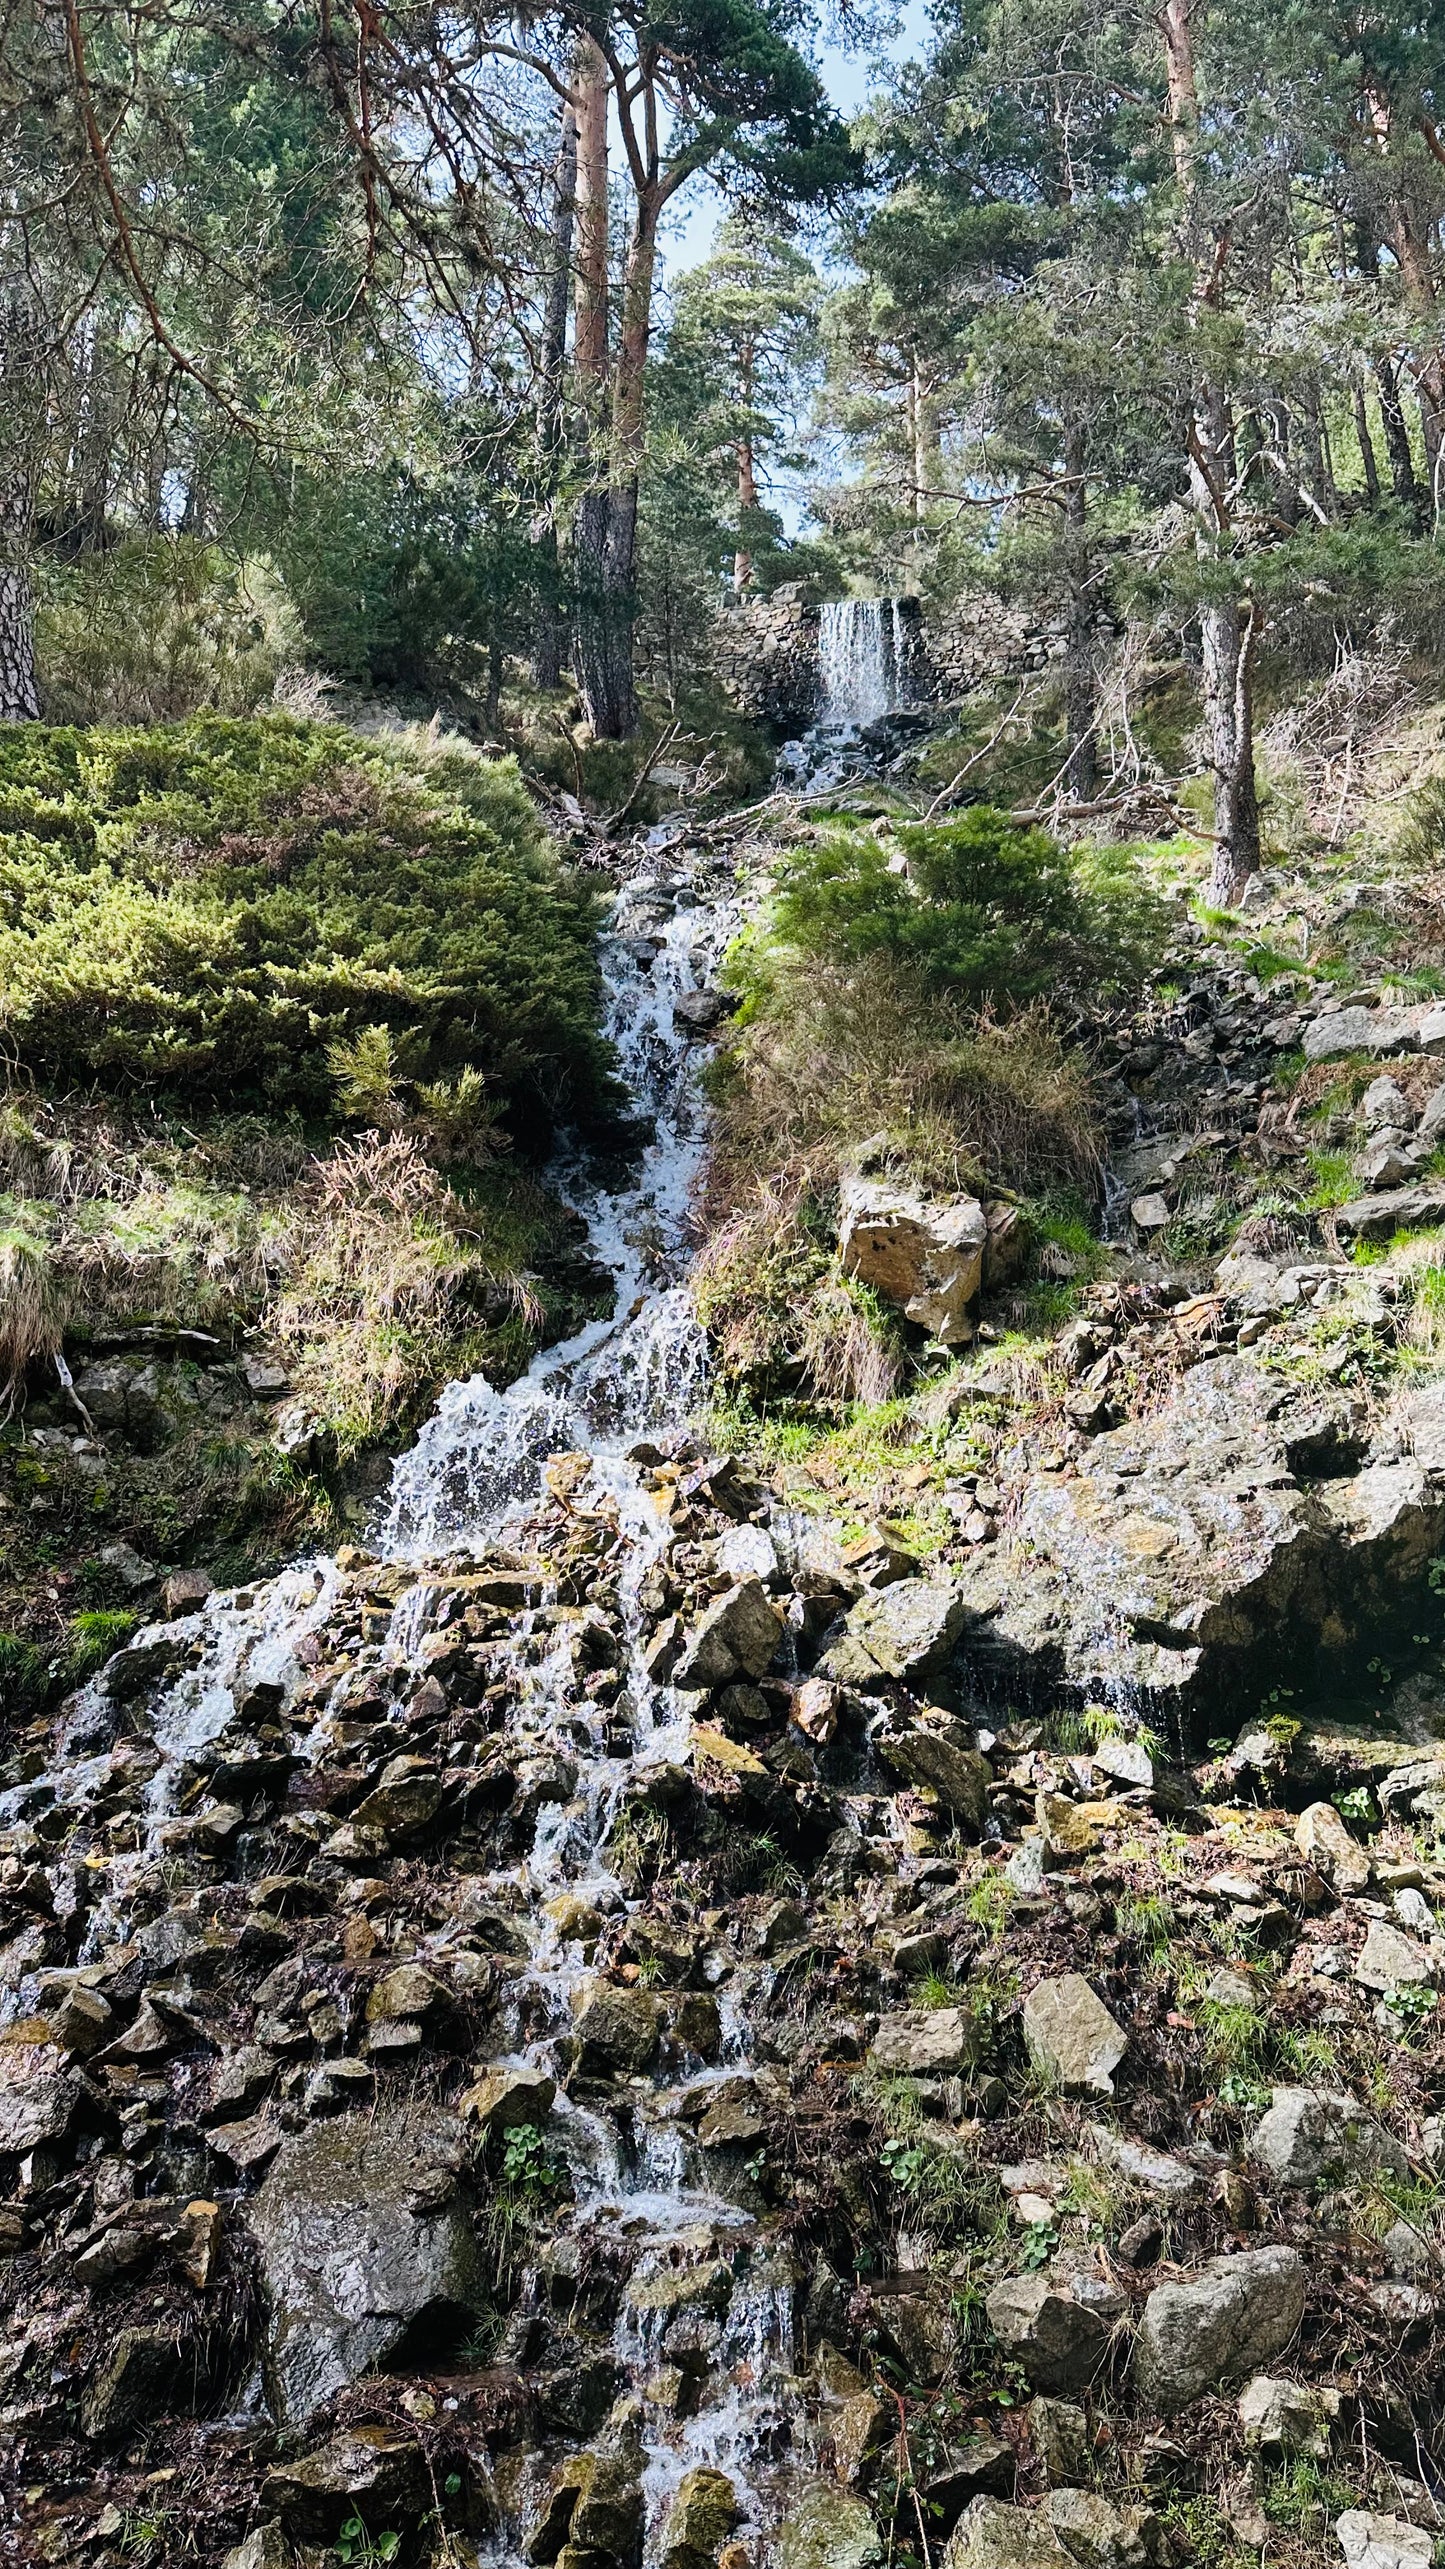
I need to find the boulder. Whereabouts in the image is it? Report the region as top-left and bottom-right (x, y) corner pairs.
(459, 2063), (557, 2133)
(945, 2497), (1069, 2569)
(82, 2325), (203, 2438)
(985, 2272), (1115, 2393)
(673, 1580), (784, 1689)
(1355, 1922), (1437, 1991)
(0, 2040), (80, 2153)
(1334, 2519), (1434, 2569)
(527, 2450), (644, 2567)
(779, 2486), (884, 2569)
(661, 2469), (741, 2569)
(1294, 1802), (1371, 1893)
(246, 2107), (481, 2423)
(834, 1580), (968, 1684)
(879, 1721), (991, 1827)
(1249, 2088), (1407, 2190)
(1238, 2374), (1337, 2458)
(1303, 1006), (1420, 1061)
(839, 1169), (988, 1346)
(870, 2007), (978, 2078)
(571, 1980), (663, 2072)
(1335, 1185), (1445, 1244)
(351, 1758), (443, 1841)
(1134, 2247), (1307, 2411)
(1023, 1976), (1126, 2097)
(263, 2428), (430, 2543)
(1046, 2489), (1159, 2569)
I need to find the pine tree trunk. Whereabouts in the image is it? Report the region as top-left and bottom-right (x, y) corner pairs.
(1353, 385), (1381, 503)
(1203, 594), (1260, 905)
(0, 294), (41, 722)
(1060, 419), (1096, 801)
(534, 95), (578, 691)
(1375, 358), (1424, 523)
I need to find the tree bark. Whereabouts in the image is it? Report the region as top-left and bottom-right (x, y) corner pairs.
(734, 337), (756, 592)
(569, 39), (638, 735)
(534, 92), (578, 690)
(1060, 418), (1097, 802)
(1353, 383), (1381, 502)
(0, 293), (42, 722)
(1375, 356), (1424, 522)
(1160, 0), (1260, 903)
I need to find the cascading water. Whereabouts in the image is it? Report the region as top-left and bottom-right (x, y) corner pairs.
(10, 846), (822, 2559)
(816, 597), (911, 730)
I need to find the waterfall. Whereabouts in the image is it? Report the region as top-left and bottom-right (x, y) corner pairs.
(817, 596), (912, 728)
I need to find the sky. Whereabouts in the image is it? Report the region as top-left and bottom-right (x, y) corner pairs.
(658, 0), (936, 279)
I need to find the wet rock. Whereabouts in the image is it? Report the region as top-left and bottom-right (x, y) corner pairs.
(0, 2037), (80, 2152)
(1355, 1922), (1437, 1991)
(365, 1962), (449, 2021)
(985, 2272), (1114, 2393)
(1238, 2374), (1338, 2458)
(246, 2106), (481, 2422)
(1334, 2517), (1434, 2569)
(82, 2324), (204, 2439)
(1249, 2088), (1407, 2190)
(1022, 1975), (1126, 2097)
(674, 1580), (784, 1689)
(1134, 2246), (1307, 2411)
(46, 1984), (113, 2056)
(946, 2495), (1069, 2569)
(832, 1579), (968, 1684)
(352, 1756), (443, 1842)
(572, 1980), (663, 2072)
(778, 2485), (884, 2569)
(838, 1166), (987, 1347)
(263, 2427), (430, 2542)
(661, 2467), (741, 2569)
(528, 2449), (644, 2567)
(870, 2006), (978, 2077)
(879, 1719), (991, 1826)
(674, 988), (735, 1033)
(460, 2063), (557, 2132)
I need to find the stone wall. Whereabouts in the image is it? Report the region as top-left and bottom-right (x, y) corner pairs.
(712, 586), (820, 731)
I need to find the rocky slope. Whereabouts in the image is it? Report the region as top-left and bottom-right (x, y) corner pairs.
(3, 841), (1445, 2569)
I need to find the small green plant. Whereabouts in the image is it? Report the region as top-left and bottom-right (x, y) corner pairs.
(66, 1608), (141, 1684)
(334, 2518), (400, 2566)
(1018, 2218), (1059, 2269)
(1381, 1982), (1438, 2036)
(1332, 1785), (1376, 1825)
(498, 2121), (562, 2193)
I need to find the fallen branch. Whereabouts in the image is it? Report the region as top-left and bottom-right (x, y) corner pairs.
(603, 719), (683, 836)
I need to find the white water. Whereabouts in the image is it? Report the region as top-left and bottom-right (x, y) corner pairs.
(817, 597), (911, 730)
(11, 848), (813, 2556)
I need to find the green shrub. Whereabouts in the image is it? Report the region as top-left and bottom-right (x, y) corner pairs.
(36, 538), (301, 725)
(766, 806), (1165, 1001)
(0, 715), (610, 1132)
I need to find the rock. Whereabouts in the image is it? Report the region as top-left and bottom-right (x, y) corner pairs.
(1420, 1085), (1445, 1145)
(1134, 2247), (1307, 2411)
(365, 1962), (448, 2022)
(1334, 2517), (1434, 2569)
(985, 2272), (1113, 2393)
(1356, 1922), (1437, 1990)
(46, 1984), (113, 2056)
(1237, 2374), (1337, 2458)
(1130, 1194), (1170, 1233)
(880, 1721), (991, 1827)
(572, 1980), (663, 2072)
(1046, 2489), (1158, 2569)
(838, 1167), (988, 1346)
(1362, 1077), (1411, 1129)
(1087, 2126), (1196, 2196)
(662, 2468), (741, 2569)
(527, 2450), (644, 2567)
(946, 2496), (1069, 2569)
(163, 1567), (213, 1616)
(674, 1580), (784, 1689)
(1303, 1005), (1420, 1061)
(263, 2428), (430, 2542)
(0, 2038), (80, 2152)
(246, 2106), (481, 2423)
(674, 988), (735, 1033)
(870, 2007), (978, 2078)
(1355, 1139), (1423, 1191)
(1022, 1976), (1126, 2097)
(1029, 2399), (1089, 2487)
(1295, 1802), (1371, 1893)
(835, 1580), (968, 1683)
(82, 2325), (201, 2438)
(792, 1677), (840, 1743)
(834, 2393), (894, 2484)
(779, 2486), (884, 2569)
(243, 1354), (291, 1397)
(351, 1758), (443, 1842)
(99, 1540), (159, 1591)
(1249, 2088), (1407, 2190)
(460, 2063), (557, 2133)
(1335, 1185), (1445, 1243)
(222, 2530), (289, 2569)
